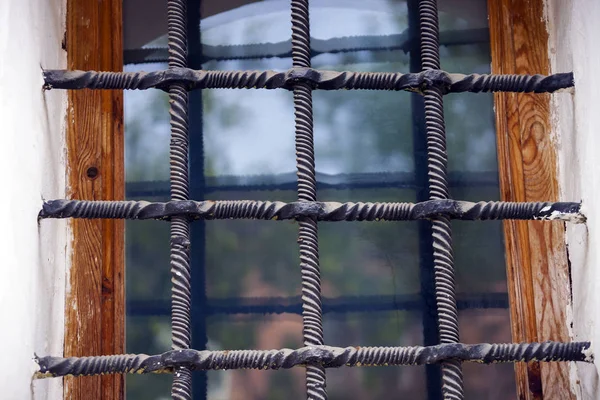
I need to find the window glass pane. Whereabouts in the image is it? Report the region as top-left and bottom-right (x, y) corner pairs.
(461, 310), (517, 399)
(205, 216), (300, 298)
(124, 1), (293, 68)
(124, 0), (516, 399)
(325, 308), (427, 399)
(314, 90), (414, 175)
(124, 62), (169, 191)
(202, 90), (295, 181)
(444, 58), (497, 173)
(310, 1), (409, 39)
(126, 316), (171, 399)
(204, 314), (306, 400)
(126, 220), (171, 301)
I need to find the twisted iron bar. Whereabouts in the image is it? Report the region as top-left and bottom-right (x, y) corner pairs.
(43, 68), (574, 94)
(34, 341), (593, 379)
(419, 0), (463, 398)
(39, 199), (585, 223)
(291, 1), (327, 399)
(167, 0), (192, 398)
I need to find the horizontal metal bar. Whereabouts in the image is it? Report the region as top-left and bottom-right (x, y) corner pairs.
(126, 171), (499, 198)
(43, 68), (574, 94)
(34, 341), (592, 378)
(123, 28), (489, 65)
(39, 199), (584, 223)
(127, 293), (509, 317)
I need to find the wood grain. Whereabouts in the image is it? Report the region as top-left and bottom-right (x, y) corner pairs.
(488, 0), (573, 398)
(64, 1), (124, 399)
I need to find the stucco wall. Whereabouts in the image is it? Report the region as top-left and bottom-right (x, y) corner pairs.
(546, 0), (600, 398)
(0, 1), (68, 399)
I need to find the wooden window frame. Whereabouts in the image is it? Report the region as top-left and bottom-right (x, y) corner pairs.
(489, 0), (573, 398)
(64, 1), (124, 399)
(64, 0), (572, 399)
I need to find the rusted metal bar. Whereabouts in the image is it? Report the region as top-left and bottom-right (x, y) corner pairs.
(34, 341), (593, 379)
(39, 199), (585, 223)
(43, 68), (574, 94)
(419, 0), (463, 398)
(290, 1), (327, 399)
(166, 0), (193, 398)
(407, 0), (442, 396)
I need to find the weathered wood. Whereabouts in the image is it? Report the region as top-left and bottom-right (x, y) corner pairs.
(488, 0), (574, 398)
(64, 1), (124, 399)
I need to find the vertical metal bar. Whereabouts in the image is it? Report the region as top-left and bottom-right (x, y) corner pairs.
(186, 1), (208, 399)
(418, 0), (464, 399)
(407, 0), (443, 398)
(290, 1), (327, 399)
(167, 1), (193, 399)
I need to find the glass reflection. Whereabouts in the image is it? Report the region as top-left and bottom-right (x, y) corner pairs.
(124, 0), (515, 399)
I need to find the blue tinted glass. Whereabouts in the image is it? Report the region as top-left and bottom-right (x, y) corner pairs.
(124, 0), (515, 399)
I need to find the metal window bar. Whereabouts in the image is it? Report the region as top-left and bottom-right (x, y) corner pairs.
(290, 1), (326, 398)
(164, 1), (193, 398)
(407, 0), (442, 396)
(35, 1), (592, 400)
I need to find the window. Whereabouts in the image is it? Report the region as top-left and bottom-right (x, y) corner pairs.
(123, 1), (511, 399)
(38, 0), (585, 399)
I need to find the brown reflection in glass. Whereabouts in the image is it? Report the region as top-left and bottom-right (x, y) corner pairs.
(327, 366), (428, 400)
(206, 314), (305, 400)
(460, 310), (516, 399)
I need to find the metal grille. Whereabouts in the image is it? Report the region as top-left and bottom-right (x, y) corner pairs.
(35, 1), (591, 400)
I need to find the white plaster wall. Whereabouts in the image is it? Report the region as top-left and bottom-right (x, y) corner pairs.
(0, 1), (68, 399)
(546, 0), (600, 398)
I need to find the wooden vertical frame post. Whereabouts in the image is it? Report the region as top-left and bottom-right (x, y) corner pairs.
(64, 1), (125, 400)
(488, 0), (573, 399)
